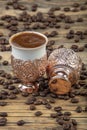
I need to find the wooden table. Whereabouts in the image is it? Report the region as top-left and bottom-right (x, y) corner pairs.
(0, 0), (87, 130)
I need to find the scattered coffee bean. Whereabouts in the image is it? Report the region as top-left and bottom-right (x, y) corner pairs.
(50, 113), (58, 118)
(80, 5), (87, 10)
(71, 98), (79, 103)
(30, 105), (36, 110)
(75, 106), (82, 113)
(72, 3), (80, 7)
(63, 7), (70, 12)
(76, 18), (83, 22)
(25, 96), (36, 105)
(0, 102), (7, 106)
(57, 119), (64, 125)
(17, 120), (25, 126)
(64, 112), (71, 116)
(63, 116), (70, 121)
(45, 103), (52, 109)
(2, 60), (9, 65)
(0, 117), (7, 126)
(72, 119), (77, 126)
(21, 92), (29, 97)
(54, 106), (62, 112)
(63, 123), (71, 130)
(0, 112), (8, 117)
(35, 111), (43, 116)
(8, 94), (17, 99)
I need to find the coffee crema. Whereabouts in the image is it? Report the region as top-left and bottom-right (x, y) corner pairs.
(11, 32), (46, 48)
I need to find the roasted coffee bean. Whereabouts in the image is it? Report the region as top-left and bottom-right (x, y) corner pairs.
(32, 92), (39, 96)
(54, 106), (62, 112)
(80, 5), (87, 10)
(49, 98), (55, 104)
(0, 102), (7, 106)
(71, 98), (79, 103)
(50, 113), (58, 118)
(25, 96), (36, 105)
(1, 90), (8, 95)
(75, 106), (82, 113)
(35, 111), (43, 116)
(45, 103), (52, 109)
(49, 31), (58, 37)
(5, 6), (10, 10)
(2, 60), (9, 65)
(42, 99), (48, 105)
(34, 100), (42, 105)
(0, 117), (7, 126)
(64, 112), (71, 116)
(78, 46), (84, 52)
(63, 123), (71, 130)
(66, 33), (74, 39)
(8, 94), (17, 99)
(30, 105), (36, 110)
(63, 7), (70, 12)
(63, 116), (70, 121)
(64, 95), (70, 100)
(21, 92), (29, 97)
(0, 32), (3, 37)
(64, 25), (70, 29)
(72, 3), (80, 7)
(76, 18), (83, 22)
(74, 37), (79, 43)
(0, 112), (8, 117)
(50, 93), (57, 98)
(57, 119), (64, 125)
(39, 92), (46, 97)
(8, 85), (16, 90)
(12, 89), (20, 94)
(17, 120), (25, 126)
(57, 111), (63, 116)
(19, 5), (26, 10)
(72, 119), (77, 126)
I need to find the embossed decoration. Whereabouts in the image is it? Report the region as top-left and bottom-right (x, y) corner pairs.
(47, 48), (82, 95)
(11, 54), (47, 85)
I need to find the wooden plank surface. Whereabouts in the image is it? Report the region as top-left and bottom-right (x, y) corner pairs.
(0, 0), (87, 130)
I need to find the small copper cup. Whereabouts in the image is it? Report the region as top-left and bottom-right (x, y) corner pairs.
(9, 31), (48, 93)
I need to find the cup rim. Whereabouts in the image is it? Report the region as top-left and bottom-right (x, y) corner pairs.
(9, 31), (48, 50)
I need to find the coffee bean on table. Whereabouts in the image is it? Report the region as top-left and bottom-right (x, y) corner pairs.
(8, 94), (17, 99)
(45, 103), (52, 109)
(30, 105), (36, 110)
(72, 119), (77, 126)
(76, 18), (83, 22)
(64, 112), (71, 116)
(35, 111), (43, 116)
(50, 113), (58, 118)
(57, 119), (64, 125)
(71, 98), (79, 103)
(63, 116), (70, 121)
(75, 106), (82, 113)
(2, 60), (9, 65)
(63, 123), (71, 130)
(63, 7), (70, 12)
(0, 102), (7, 106)
(0, 117), (7, 126)
(17, 120), (25, 126)
(25, 96), (36, 105)
(49, 98), (55, 104)
(54, 106), (62, 112)
(72, 3), (80, 7)
(21, 92), (29, 97)
(0, 112), (8, 117)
